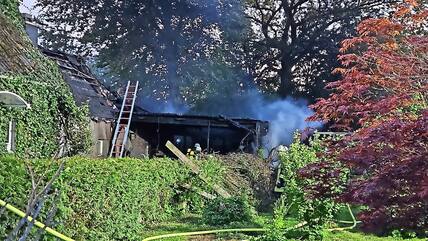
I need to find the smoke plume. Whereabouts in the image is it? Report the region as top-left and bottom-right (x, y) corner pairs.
(256, 98), (319, 149)
(137, 90), (319, 151)
(167, 90), (320, 149)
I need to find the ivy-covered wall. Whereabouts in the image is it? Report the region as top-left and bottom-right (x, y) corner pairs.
(0, 0), (22, 26)
(0, 1), (91, 158)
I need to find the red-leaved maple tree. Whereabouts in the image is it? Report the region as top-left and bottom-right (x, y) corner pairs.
(307, 0), (428, 234)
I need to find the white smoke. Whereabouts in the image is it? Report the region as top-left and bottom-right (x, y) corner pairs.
(187, 90), (320, 149)
(255, 98), (319, 149)
(159, 101), (189, 114)
(137, 97), (189, 114)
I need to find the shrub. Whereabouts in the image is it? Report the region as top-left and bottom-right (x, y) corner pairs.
(256, 134), (346, 240)
(252, 196), (292, 241)
(175, 155), (227, 214)
(0, 156), (190, 241)
(202, 196), (253, 226)
(277, 133), (318, 217)
(0, 156), (31, 238)
(198, 155), (227, 186)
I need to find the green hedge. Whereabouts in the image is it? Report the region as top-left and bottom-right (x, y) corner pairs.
(0, 156), (191, 240)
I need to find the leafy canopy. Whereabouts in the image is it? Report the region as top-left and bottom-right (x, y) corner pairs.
(37, 0), (249, 109)
(245, 0), (395, 100)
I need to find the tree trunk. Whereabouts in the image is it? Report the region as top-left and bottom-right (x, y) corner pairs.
(166, 56), (180, 104)
(162, 22), (181, 106)
(278, 59), (295, 98)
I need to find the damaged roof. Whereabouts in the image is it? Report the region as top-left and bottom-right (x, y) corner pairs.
(133, 111), (269, 134)
(38, 48), (268, 131)
(41, 48), (117, 120)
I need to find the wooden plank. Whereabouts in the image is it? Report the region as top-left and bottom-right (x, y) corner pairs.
(166, 141), (231, 198)
(166, 141), (201, 173)
(210, 184), (231, 199)
(181, 184), (215, 200)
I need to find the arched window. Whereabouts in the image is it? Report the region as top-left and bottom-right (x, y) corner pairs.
(0, 91), (31, 108)
(1, 91), (30, 153)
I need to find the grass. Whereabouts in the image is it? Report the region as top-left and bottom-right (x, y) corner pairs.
(141, 215), (426, 241)
(323, 230), (424, 241)
(141, 214), (265, 241)
(142, 215), (426, 241)
(142, 215), (208, 241)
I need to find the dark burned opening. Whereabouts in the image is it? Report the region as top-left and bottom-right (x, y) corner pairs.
(131, 112), (269, 157)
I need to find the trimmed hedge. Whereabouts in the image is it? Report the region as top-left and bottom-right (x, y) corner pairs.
(0, 156), (191, 240)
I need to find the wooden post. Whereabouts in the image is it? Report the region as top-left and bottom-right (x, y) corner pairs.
(166, 141), (231, 198)
(206, 121), (211, 153)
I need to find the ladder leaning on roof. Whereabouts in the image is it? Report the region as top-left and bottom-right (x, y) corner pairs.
(109, 81), (139, 158)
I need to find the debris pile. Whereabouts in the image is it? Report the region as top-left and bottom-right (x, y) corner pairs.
(208, 153), (276, 210)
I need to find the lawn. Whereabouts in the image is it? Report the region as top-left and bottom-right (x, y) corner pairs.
(323, 230), (423, 241)
(142, 215), (425, 241)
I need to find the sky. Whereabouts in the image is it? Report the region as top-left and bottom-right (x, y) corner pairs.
(19, 0), (39, 16)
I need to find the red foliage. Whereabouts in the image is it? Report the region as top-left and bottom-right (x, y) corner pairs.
(307, 1), (428, 234)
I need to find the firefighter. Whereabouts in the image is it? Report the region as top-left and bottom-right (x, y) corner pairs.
(194, 143), (202, 154)
(186, 148), (195, 158)
(187, 143), (202, 159)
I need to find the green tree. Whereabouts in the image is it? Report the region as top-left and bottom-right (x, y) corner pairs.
(37, 0), (249, 109)
(245, 0), (395, 100)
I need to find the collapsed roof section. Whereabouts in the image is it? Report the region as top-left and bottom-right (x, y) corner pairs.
(41, 48), (118, 121)
(132, 111), (269, 155)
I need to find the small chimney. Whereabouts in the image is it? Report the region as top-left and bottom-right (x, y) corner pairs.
(21, 13), (44, 46)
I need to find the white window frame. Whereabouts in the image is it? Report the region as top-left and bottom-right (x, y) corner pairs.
(96, 139), (104, 157)
(6, 120), (16, 153)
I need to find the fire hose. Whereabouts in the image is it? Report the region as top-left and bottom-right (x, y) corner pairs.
(0, 199), (357, 241)
(142, 228), (267, 241)
(0, 199), (74, 241)
(142, 205), (359, 241)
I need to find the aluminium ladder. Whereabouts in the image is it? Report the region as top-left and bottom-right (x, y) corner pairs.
(109, 81), (139, 157)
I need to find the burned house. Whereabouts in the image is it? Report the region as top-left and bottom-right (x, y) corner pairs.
(23, 14), (269, 158)
(40, 50), (269, 157)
